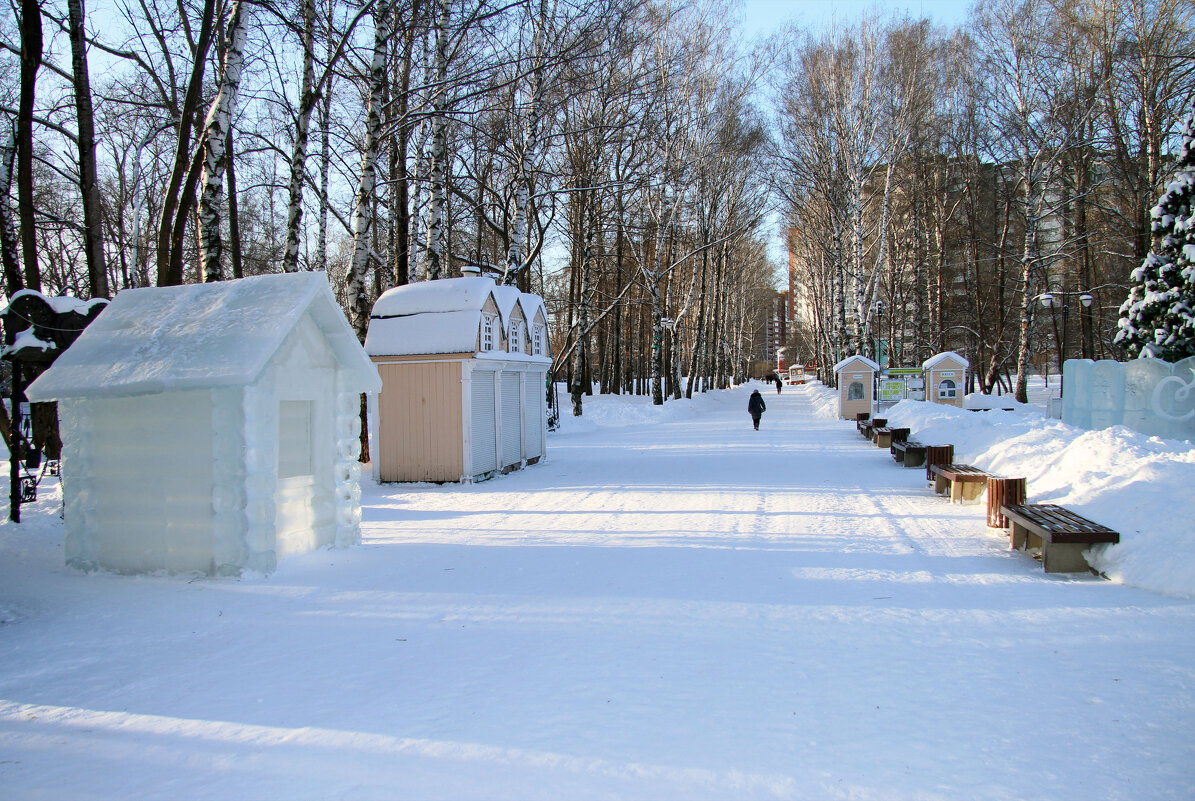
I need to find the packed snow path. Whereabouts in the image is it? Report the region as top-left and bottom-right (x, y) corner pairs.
(2, 383), (1193, 800)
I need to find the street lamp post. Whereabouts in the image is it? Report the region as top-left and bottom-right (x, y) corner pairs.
(1038, 291), (1094, 398)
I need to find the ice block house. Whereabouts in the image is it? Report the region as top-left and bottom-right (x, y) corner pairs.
(24, 272), (381, 576)
(365, 267), (552, 483)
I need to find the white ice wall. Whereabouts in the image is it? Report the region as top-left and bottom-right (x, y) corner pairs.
(334, 381), (363, 546)
(1062, 356), (1195, 441)
(249, 313), (341, 571)
(60, 390), (218, 574)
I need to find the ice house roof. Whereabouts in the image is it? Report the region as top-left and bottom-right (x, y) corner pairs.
(26, 272), (381, 401)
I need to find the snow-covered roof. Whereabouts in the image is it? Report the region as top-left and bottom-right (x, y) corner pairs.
(492, 284), (548, 328)
(923, 351), (969, 370)
(834, 355), (880, 372)
(370, 275), (496, 318)
(491, 284), (523, 323)
(365, 275), (550, 360)
(26, 272), (380, 401)
(366, 309), (484, 356)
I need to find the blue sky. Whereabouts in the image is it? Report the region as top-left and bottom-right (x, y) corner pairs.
(738, 0), (970, 39)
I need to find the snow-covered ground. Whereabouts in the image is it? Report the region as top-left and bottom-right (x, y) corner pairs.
(2, 380), (1193, 800)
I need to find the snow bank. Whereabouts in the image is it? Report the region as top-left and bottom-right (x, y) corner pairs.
(553, 381), (772, 436)
(804, 382), (1195, 598)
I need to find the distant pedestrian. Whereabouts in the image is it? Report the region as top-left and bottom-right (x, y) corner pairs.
(776, 379), (782, 395)
(748, 389), (766, 430)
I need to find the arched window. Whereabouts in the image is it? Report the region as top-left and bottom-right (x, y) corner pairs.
(847, 381), (865, 400)
(532, 324), (544, 356)
(509, 320), (522, 352)
(938, 379), (957, 399)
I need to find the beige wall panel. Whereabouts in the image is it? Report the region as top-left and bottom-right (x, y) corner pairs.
(377, 361), (464, 482)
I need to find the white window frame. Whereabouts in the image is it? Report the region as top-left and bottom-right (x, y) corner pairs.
(482, 314), (496, 351)
(938, 379), (957, 399)
(509, 320), (522, 353)
(532, 324), (544, 356)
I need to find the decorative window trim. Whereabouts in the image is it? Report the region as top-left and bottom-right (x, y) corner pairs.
(938, 379), (957, 399)
(509, 320), (523, 353)
(481, 314), (496, 351)
(532, 324), (544, 356)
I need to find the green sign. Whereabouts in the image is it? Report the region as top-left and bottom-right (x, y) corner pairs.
(887, 368), (923, 376)
(879, 380), (905, 401)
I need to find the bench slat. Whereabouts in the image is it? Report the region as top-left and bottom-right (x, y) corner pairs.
(931, 463), (991, 481)
(1000, 503), (1120, 543)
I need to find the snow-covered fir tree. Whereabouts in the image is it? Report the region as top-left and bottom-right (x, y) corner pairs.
(1116, 111), (1195, 361)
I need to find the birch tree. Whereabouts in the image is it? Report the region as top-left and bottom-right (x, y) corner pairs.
(198, 0), (250, 283)
(347, 0), (389, 336)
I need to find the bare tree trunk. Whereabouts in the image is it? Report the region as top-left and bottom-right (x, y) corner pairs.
(226, 126), (243, 278)
(570, 189), (597, 416)
(392, 0), (419, 287)
(347, 0), (390, 335)
(17, 0), (43, 292)
(66, 0), (108, 298)
(505, 0), (549, 285)
(0, 124), (22, 295)
(314, 0), (334, 272)
(156, 0), (217, 286)
(1013, 144), (1041, 404)
(420, 0), (450, 281)
(282, 0), (317, 273)
(197, 0), (249, 283)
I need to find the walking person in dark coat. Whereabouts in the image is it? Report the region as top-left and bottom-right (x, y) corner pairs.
(748, 389), (766, 430)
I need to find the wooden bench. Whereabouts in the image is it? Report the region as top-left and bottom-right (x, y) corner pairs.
(892, 440), (926, 467)
(930, 463), (993, 503)
(872, 426), (908, 449)
(999, 503), (1120, 573)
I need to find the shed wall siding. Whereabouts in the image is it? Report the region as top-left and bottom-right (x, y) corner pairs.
(470, 370), (499, 477)
(523, 371), (545, 460)
(376, 361), (464, 482)
(500, 371), (523, 468)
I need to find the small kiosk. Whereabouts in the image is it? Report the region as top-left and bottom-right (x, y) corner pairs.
(365, 268), (552, 483)
(834, 355), (879, 420)
(923, 351), (968, 407)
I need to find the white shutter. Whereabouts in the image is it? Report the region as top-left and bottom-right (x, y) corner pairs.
(524, 371), (544, 459)
(501, 371), (522, 467)
(470, 371), (497, 475)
